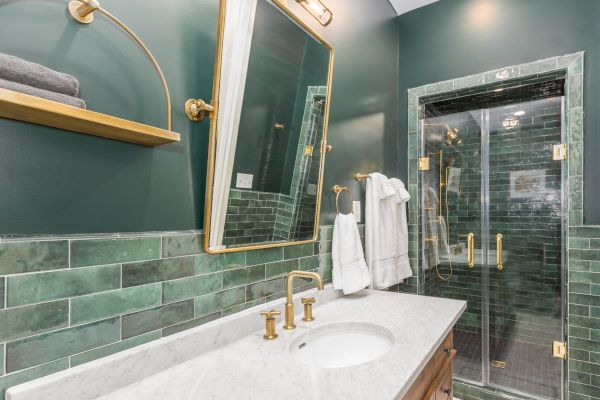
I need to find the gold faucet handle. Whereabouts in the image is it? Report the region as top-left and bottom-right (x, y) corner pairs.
(301, 297), (316, 322)
(260, 309), (280, 340)
(260, 309), (281, 319)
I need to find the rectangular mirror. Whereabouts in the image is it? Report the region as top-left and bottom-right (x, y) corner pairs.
(204, 0), (334, 253)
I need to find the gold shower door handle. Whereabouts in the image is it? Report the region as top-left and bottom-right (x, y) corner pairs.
(496, 234), (503, 271)
(467, 233), (475, 268)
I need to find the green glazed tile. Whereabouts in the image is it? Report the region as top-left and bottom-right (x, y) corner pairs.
(194, 287), (245, 317)
(70, 237), (160, 268)
(122, 257), (195, 287)
(569, 108), (584, 142)
(569, 141), (584, 177)
(0, 240), (68, 275)
(7, 264), (120, 307)
(0, 300), (68, 342)
(246, 278), (284, 302)
(519, 58), (557, 76)
(265, 259), (298, 279)
(0, 277), (4, 309)
(162, 272), (222, 304)
(222, 298), (265, 316)
(223, 264), (265, 290)
(193, 254), (222, 275)
(6, 317), (120, 372)
(162, 312), (221, 336)
(568, 74), (583, 109)
(71, 284), (162, 325)
(484, 67), (519, 83)
(0, 358), (68, 399)
(246, 248), (283, 266)
(299, 255), (319, 271)
(70, 331), (161, 367)
(219, 252), (246, 270)
(284, 244), (313, 260)
(0, 344), (3, 375)
(162, 234), (204, 257)
(121, 300), (194, 339)
(558, 53), (583, 72)
(454, 73), (485, 90)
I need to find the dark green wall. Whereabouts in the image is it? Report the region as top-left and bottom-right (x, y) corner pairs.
(0, 0), (217, 234)
(0, 0), (399, 234)
(397, 0), (600, 224)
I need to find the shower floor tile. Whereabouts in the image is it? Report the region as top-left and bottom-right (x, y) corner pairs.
(453, 330), (561, 399)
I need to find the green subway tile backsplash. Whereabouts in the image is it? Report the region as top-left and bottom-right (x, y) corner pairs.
(121, 300), (194, 339)
(161, 272), (223, 304)
(6, 317), (120, 372)
(0, 227), (333, 396)
(70, 237), (160, 268)
(0, 301), (68, 342)
(7, 265), (121, 307)
(70, 284), (162, 325)
(122, 257), (196, 287)
(0, 241), (68, 275)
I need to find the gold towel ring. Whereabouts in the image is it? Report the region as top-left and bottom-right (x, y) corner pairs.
(332, 185), (353, 214)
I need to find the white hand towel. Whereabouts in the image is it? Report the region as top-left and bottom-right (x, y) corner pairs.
(332, 213), (371, 295)
(389, 178), (413, 281)
(365, 172), (399, 289)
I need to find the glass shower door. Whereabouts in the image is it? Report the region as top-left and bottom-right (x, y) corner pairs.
(486, 98), (564, 399)
(420, 110), (485, 385)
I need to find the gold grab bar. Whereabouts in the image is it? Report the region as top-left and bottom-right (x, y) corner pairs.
(496, 234), (503, 271)
(467, 233), (474, 268)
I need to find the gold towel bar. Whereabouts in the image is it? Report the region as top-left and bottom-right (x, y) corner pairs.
(353, 173), (370, 181)
(332, 185), (353, 214)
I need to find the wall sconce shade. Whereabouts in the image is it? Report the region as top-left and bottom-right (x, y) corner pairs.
(295, 0), (333, 26)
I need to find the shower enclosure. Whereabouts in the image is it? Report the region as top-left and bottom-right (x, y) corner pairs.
(419, 73), (566, 399)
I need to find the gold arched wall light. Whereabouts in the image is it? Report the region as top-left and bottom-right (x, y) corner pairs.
(294, 0), (334, 26)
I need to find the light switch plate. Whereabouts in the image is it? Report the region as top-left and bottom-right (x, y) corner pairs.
(236, 173), (253, 189)
(352, 201), (361, 222)
(307, 183), (317, 196)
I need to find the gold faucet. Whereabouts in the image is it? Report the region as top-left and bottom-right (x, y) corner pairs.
(284, 270), (324, 330)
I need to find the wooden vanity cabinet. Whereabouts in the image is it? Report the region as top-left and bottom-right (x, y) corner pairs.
(401, 331), (456, 400)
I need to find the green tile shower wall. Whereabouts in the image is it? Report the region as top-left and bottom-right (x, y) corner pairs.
(405, 53), (596, 400)
(0, 228), (334, 398)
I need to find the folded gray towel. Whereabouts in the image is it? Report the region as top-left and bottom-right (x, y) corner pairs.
(0, 53), (81, 97)
(0, 79), (86, 109)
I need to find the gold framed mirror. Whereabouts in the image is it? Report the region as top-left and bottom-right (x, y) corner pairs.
(203, 0), (334, 253)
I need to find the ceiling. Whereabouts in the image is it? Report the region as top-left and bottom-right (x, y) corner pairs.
(388, 0), (440, 15)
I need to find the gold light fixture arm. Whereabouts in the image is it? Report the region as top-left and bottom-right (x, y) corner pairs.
(68, 0), (172, 132)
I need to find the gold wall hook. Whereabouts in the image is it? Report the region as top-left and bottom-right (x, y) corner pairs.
(185, 99), (214, 122)
(325, 143), (333, 152)
(260, 309), (281, 340)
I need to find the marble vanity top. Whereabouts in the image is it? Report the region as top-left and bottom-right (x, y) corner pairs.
(7, 287), (466, 400)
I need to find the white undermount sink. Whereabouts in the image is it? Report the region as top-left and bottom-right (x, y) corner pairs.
(290, 322), (394, 368)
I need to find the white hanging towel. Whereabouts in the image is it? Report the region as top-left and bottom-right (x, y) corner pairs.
(389, 178), (413, 281)
(332, 213), (371, 295)
(365, 172), (399, 289)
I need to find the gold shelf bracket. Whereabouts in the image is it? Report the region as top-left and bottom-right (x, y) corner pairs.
(67, 0), (173, 132)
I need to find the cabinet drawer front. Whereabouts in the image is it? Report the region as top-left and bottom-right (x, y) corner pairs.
(402, 331), (454, 400)
(435, 366), (453, 400)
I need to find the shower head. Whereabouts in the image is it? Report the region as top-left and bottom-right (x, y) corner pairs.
(445, 128), (462, 146)
(425, 123), (463, 146)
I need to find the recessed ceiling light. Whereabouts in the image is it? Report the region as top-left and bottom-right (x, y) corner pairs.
(514, 111), (526, 116)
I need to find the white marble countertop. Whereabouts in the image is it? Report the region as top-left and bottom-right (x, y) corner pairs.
(8, 288), (465, 400)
